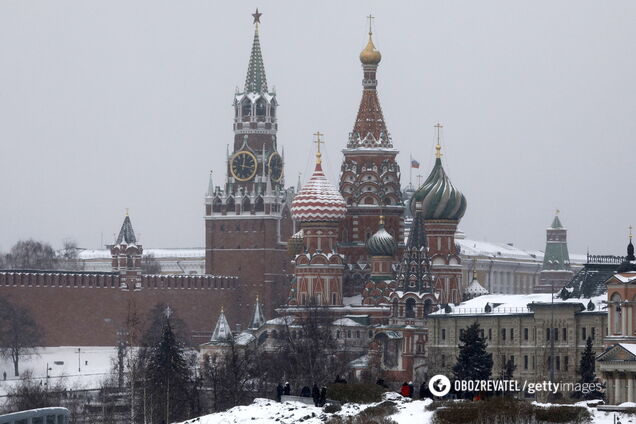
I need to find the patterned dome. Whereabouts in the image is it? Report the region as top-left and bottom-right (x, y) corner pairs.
(410, 148), (466, 220)
(291, 159), (346, 222)
(366, 218), (397, 256)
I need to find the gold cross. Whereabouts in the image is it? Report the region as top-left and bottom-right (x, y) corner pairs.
(313, 131), (325, 153)
(434, 123), (443, 158)
(630, 225), (633, 240)
(313, 131), (325, 164)
(367, 14), (375, 35)
(125, 208), (129, 216)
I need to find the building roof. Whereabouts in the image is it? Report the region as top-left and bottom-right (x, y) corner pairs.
(464, 277), (489, 296)
(248, 297), (266, 330)
(430, 293), (604, 316)
(244, 19), (268, 93)
(210, 309), (231, 342)
(395, 211), (434, 294)
(410, 149), (466, 220)
(291, 159), (346, 222)
(366, 217), (397, 256)
(116, 215), (137, 245)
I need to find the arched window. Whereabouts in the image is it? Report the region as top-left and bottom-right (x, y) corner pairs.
(405, 298), (416, 318)
(392, 298), (399, 317)
(255, 196), (264, 212)
(255, 99), (266, 117)
(226, 197), (235, 213)
(212, 198), (222, 213)
(612, 293), (623, 335)
(241, 99), (251, 118)
(242, 197), (251, 213)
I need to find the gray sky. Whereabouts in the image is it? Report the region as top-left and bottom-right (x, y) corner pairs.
(0, 1), (634, 255)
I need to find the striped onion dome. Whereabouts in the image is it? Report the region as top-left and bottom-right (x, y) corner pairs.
(366, 218), (397, 256)
(291, 160), (346, 222)
(410, 153), (467, 220)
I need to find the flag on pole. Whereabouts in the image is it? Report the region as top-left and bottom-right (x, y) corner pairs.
(411, 159), (420, 168)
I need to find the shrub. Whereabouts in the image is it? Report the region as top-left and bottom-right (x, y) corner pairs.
(431, 398), (591, 424)
(326, 383), (387, 404)
(324, 403), (342, 413)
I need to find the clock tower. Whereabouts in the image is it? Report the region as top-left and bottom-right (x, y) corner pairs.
(205, 10), (294, 321)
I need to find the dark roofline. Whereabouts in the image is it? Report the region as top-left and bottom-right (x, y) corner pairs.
(0, 269), (118, 276)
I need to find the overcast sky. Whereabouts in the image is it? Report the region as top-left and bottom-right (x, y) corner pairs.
(0, 1), (634, 256)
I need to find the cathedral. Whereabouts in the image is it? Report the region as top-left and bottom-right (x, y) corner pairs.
(204, 11), (470, 383)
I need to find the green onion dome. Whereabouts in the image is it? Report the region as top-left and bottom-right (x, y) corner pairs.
(410, 146), (467, 220)
(366, 217), (397, 257)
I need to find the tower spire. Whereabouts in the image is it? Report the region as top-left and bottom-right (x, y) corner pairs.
(351, 18), (389, 148)
(434, 123), (443, 159)
(245, 9), (268, 93)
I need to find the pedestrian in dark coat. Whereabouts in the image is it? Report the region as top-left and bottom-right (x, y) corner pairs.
(312, 383), (320, 406)
(284, 382), (291, 395)
(408, 381), (414, 398)
(319, 386), (327, 407)
(276, 382), (284, 402)
(301, 386), (311, 397)
(419, 381), (432, 399)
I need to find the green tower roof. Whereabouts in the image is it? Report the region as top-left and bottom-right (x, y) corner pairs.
(244, 18), (268, 94)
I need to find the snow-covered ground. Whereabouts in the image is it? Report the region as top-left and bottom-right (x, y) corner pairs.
(179, 393), (434, 424)
(178, 395), (636, 424)
(0, 347), (118, 397)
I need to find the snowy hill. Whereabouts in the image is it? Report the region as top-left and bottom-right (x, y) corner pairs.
(179, 393), (433, 424)
(179, 395), (636, 424)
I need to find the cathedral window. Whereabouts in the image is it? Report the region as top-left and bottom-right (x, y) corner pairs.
(255, 196), (264, 212)
(255, 99), (266, 117)
(612, 293), (622, 334)
(405, 298), (416, 318)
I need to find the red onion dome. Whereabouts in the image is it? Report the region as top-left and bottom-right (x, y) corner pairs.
(291, 159), (346, 222)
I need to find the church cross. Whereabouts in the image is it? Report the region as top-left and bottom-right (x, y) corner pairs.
(367, 14), (375, 35)
(313, 131), (325, 154)
(630, 225), (633, 240)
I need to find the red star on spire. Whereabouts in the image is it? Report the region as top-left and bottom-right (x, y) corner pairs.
(252, 8), (262, 24)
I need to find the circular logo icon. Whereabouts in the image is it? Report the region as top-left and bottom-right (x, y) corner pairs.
(429, 374), (451, 397)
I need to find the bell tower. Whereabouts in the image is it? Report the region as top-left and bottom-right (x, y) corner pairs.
(338, 18), (404, 296)
(205, 10), (294, 321)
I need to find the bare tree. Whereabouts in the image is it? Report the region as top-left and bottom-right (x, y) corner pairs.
(3, 239), (59, 270)
(141, 254), (161, 275)
(58, 240), (84, 271)
(0, 299), (43, 376)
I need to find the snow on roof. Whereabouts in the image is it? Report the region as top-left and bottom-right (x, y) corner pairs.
(333, 318), (363, 327)
(265, 316), (295, 326)
(464, 278), (489, 295)
(614, 272), (636, 283)
(619, 344), (636, 357)
(78, 248), (205, 260)
(343, 294), (362, 306)
(430, 293), (605, 316)
(234, 332), (256, 346)
(457, 238), (586, 265)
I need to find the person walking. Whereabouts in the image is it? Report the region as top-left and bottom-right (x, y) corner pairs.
(284, 382), (291, 396)
(276, 382), (284, 402)
(312, 383), (320, 406)
(408, 381), (414, 398)
(319, 386), (327, 407)
(300, 385), (311, 397)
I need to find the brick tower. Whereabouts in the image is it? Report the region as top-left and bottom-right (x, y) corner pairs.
(288, 144), (347, 307)
(205, 10), (294, 321)
(338, 23), (404, 296)
(409, 133), (467, 305)
(110, 213), (143, 290)
(534, 212), (574, 293)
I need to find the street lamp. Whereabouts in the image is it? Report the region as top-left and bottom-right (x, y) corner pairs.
(77, 347), (81, 373)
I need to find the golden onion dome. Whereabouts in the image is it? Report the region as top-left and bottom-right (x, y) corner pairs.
(359, 34), (381, 65)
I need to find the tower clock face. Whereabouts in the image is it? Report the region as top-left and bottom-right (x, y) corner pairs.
(230, 151), (258, 182)
(268, 152), (283, 182)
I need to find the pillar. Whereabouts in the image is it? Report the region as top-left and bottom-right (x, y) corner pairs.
(628, 375), (634, 403)
(623, 307), (628, 336)
(629, 306), (634, 336)
(615, 375), (622, 405)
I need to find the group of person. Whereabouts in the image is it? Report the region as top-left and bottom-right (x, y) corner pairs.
(276, 381), (327, 407)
